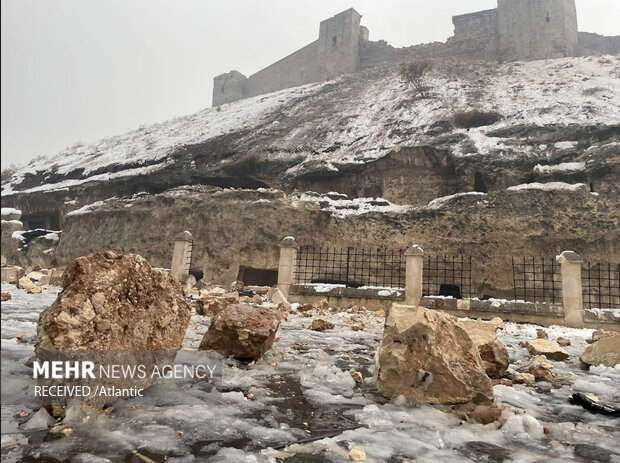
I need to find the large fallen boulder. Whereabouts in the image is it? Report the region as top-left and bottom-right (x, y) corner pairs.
(36, 251), (191, 351)
(457, 320), (509, 377)
(580, 333), (620, 367)
(375, 305), (493, 405)
(199, 304), (282, 359)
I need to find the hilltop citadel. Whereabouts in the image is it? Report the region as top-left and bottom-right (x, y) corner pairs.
(213, 0), (619, 106)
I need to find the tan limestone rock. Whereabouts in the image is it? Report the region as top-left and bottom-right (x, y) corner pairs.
(199, 304), (281, 359)
(580, 333), (620, 367)
(375, 305), (493, 405)
(526, 339), (569, 361)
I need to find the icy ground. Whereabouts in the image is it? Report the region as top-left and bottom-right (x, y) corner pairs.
(1, 283), (619, 463)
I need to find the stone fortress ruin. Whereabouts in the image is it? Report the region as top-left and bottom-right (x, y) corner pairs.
(213, 0), (619, 106)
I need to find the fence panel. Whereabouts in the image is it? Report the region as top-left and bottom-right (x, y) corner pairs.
(294, 246), (405, 289)
(511, 257), (561, 304)
(423, 255), (473, 299)
(582, 262), (620, 310)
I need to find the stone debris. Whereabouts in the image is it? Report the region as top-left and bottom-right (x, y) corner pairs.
(309, 319), (335, 331)
(18, 276), (42, 294)
(349, 368), (363, 384)
(1, 292), (11, 301)
(478, 340), (510, 377)
(231, 280), (244, 291)
(521, 355), (554, 382)
(526, 339), (569, 361)
(195, 297), (231, 317)
(36, 252), (191, 351)
(556, 337), (571, 347)
(514, 372), (536, 385)
(266, 287), (292, 311)
(536, 329), (548, 339)
(467, 404), (505, 424)
(457, 320), (497, 346)
(586, 330), (616, 344)
(457, 320), (508, 377)
(20, 408), (55, 431)
(375, 305), (493, 405)
(489, 317), (506, 330)
(580, 332), (620, 367)
(349, 446), (366, 461)
(351, 322), (365, 332)
(199, 304), (282, 359)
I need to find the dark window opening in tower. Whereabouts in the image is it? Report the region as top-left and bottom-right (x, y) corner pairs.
(590, 182), (595, 193)
(332, 36), (338, 46)
(221, 85), (225, 93)
(474, 171), (488, 193)
(546, 12), (551, 22)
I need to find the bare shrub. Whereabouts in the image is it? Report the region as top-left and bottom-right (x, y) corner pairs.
(400, 60), (433, 98)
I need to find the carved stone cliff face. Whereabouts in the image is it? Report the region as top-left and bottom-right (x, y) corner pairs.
(51, 184), (618, 300)
(1, 57), (618, 288)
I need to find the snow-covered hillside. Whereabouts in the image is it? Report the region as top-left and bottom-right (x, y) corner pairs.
(2, 55), (619, 196)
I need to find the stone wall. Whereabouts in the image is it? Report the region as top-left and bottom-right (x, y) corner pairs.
(212, 8), (365, 106)
(244, 42), (319, 99)
(448, 9), (499, 60)
(578, 32), (620, 56)
(497, 0), (578, 61)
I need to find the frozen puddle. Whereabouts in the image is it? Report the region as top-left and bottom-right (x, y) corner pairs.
(1, 283), (619, 462)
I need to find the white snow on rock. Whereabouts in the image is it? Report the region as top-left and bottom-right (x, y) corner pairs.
(1, 208), (22, 218)
(507, 182), (587, 192)
(1, 83), (326, 195)
(293, 193), (414, 218)
(534, 162), (586, 175)
(425, 192), (486, 210)
(3, 56), (619, 196)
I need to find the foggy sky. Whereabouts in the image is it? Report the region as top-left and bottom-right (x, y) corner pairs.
(1, 0), (619, 169)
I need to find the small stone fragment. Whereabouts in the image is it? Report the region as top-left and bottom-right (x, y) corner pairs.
(514, 373), (535, 385)
(349, 446), (366, 461)
(309, 319), (335, 331)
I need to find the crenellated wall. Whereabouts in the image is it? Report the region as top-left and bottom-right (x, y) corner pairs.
(212, 1), (616, 106)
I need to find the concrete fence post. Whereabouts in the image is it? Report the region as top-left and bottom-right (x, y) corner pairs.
(277, 236), (299, 298)
(405, 245), (424, 306)
(171, 231), (193, 282)
(557, 251), (585, 329)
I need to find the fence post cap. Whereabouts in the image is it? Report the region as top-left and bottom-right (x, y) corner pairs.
(280, 236), (299, 249)
(556, 251), (583, 264)
(175, 230), (193, 242)
(405, 244), (424, 256)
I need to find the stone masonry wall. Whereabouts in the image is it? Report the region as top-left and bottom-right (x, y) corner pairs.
(448, 9), (499, 60)
(212, 8), (364, 106)
(497, 0), (578, 61)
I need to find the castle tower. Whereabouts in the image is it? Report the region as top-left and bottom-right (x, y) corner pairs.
(316, 8), (364, 81)
(212, 70), (247, 107)
(497, 0), (578, 61)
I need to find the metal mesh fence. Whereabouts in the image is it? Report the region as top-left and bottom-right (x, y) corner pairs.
(423, 255), (473, 299)
(294, 246), (405, 289)
(582, 262), (620, 310)
(511, 257), (561, 303)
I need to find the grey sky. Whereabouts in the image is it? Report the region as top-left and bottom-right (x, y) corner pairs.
(1, 0), (618, 170)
